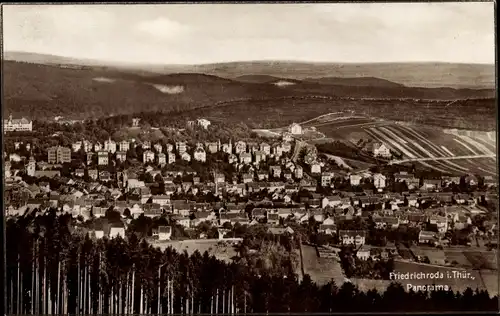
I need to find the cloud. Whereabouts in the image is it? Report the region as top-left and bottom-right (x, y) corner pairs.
(273, 81), (296, 87)
(2, 4), (494, 64)
(152, 84), (184, 94)
(135, 17), (189, 40)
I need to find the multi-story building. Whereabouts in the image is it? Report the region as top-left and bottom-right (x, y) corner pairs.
(119, 140), (130, 152)
(321, 172), (334, 187)
(374, 173), (387, 189)
(72, 142), (82, 152)
(272, 145), (284, 157)
(373, 142), (391, 158)
(196, 118), (211, 129)
(338, 230), (366, 246)
(254, 151), (266, 164)
(104, 138), (117, 154)
(350, 174), (362, 186)
(176, 142), (187, 154)
(239, 152), (252, 164)
(222, 141), (233, 154)
(165, 143), (174, 153)
(72, 140), (92, 152)
(181, 152), (191, 162)
(97, 151), (109, 166)
(154, 143), (163, 153)
(116, 151), (127, 162)
(3, 114), (33, 132)
(142, 141), (151, 150)
(47, 146), (71, 164)
(310, 162), (321, 174)
(235, 141), (247, 154)
(288, 123), (302, 135)
(260, 142), (271, 155)
(194, 147), (207, 162)
(206, 142), (219, 154)
(86, 152), (94, 165)
(143, 150), (155, 163)
(94, 142), (103, 152)
(167, 152), (176, 164)
(158, 153), (166, 165)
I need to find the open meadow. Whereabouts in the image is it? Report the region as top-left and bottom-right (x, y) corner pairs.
(300, 244), (346, 286)
(152, 239), (240, 263)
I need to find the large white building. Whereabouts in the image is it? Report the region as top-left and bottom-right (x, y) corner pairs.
(104, 138), (117, 154)
(373, 142), (391, 158)
(194, 147), (207, 162)
(143, 150), (155, 163)
(374, 173), (387, 189)
(97, 151), (109, 166)
(3, 114), (33, 132)
(196, 119), (211, 129)
(119, 140), (130, 152)
(288, 123), (302, 135)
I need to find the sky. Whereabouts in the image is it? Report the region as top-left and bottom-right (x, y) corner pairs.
(3, 3), (495, 65)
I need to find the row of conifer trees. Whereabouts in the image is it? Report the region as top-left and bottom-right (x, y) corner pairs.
(5, 210), (498, 313)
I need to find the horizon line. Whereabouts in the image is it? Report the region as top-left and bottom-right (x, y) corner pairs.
(4, 50), (495, 67)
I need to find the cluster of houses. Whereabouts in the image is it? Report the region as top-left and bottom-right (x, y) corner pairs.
(5, 162), (497, 243)
(71, 136), (300, 168)
(4, 120), (498, 254)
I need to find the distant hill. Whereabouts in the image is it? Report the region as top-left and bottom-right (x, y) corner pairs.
(302, 76), (405, 88)
(234, 75), (301, 84)
(190, 61), (495, 90)
(5, 52), (495, 89)
(3, 61), (301, 120)
(3, 59), (495, 121)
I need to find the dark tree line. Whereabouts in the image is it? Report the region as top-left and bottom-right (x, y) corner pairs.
(5, 210), (498, 314)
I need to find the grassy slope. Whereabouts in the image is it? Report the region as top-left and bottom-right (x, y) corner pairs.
(172, 97), (496, 131)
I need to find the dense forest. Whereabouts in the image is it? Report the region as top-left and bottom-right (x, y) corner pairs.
(5, 210), (498, 314)
(4, 60), (496, 131)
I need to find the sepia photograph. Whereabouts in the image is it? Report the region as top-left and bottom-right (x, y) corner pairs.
(2, 2), (498, 314)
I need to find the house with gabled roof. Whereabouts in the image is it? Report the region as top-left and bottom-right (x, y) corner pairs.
(338, 230), (367, 246)
(171, 200), (192, 216)
(421, 179), (441, 191)
(356, 245), (371, 260)
(191, 211), (217, 226)
(172, 215), (191, 228)
(418, 230), (436, 244)
(156, 226), (172, 240)
(267, 212), (280, 225)
(350, 174), (362, 186)
(373, 173), (387, 189)
(219, 212), (240, 226)
(372, 142), (391, 158)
